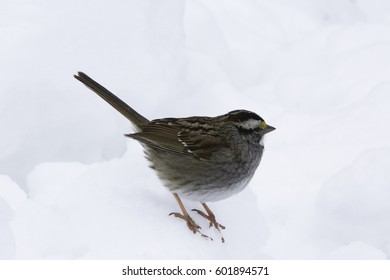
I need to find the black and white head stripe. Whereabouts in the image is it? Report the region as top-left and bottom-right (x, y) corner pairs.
(227, 110), (264, 130)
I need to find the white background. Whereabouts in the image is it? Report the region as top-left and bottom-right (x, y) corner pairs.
(1, 0), (390, 259)
(1, 260), (390, 280)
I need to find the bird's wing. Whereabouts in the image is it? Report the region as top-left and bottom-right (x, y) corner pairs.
(127, 119), (228, 160)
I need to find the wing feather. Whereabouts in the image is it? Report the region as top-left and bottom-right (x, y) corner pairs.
(127, 119), (228, 160)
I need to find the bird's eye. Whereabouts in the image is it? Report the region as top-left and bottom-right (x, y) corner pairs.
(253, 126), (262, 134)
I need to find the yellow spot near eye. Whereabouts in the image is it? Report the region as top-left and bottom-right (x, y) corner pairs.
(259, 121), (267, 129)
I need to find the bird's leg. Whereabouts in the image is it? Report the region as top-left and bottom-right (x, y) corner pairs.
(169, 193), (211, 240)
(192, 203), (225, 243)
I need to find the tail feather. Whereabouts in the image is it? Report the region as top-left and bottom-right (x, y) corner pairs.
(74, 72), (149, 131)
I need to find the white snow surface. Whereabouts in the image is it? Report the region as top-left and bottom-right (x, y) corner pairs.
(1, 0), (390, 259)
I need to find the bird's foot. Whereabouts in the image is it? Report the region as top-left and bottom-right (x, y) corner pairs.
(191, 209), (225, 230)
(192, 203), (225, 243)
(169, 212), (212, 241)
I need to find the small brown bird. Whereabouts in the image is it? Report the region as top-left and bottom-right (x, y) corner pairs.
(74, 72), (275, 242)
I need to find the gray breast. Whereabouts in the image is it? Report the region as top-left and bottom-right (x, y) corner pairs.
(144, 139), (264, 202)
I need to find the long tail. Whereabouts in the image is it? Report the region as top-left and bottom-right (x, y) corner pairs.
(74, 72), (149, 131)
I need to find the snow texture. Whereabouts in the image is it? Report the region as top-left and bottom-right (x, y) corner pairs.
(1, 0), (390, 259)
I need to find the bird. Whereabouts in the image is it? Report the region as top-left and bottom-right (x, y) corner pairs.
(74, 72), (275, 242)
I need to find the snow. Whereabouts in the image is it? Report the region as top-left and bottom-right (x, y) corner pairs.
(1, 0), (390, 259)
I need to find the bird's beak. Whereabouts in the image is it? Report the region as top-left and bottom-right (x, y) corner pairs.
(262, 124), (275, 135)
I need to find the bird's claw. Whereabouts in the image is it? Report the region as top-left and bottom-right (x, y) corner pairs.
(169, 212), (212, 240)
(191, 209), (226, 231)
